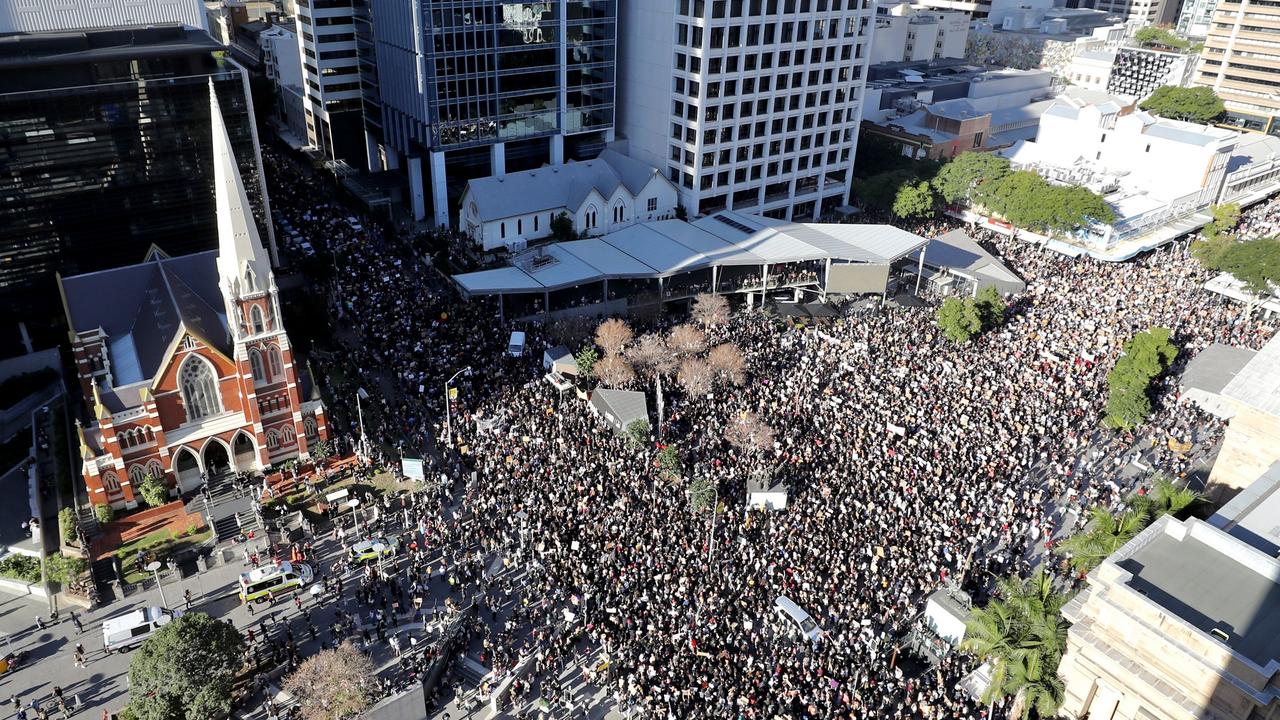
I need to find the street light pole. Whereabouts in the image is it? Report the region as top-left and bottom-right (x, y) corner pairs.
(146, 561), (168, 609)
(356, 387), (370, 459)
(443, 367), (471, 448)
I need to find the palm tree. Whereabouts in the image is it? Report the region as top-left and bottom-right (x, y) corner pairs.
(1149, 473), (1203, 518)
(1055, 506), (1149, 572)
(962, 569), (1069, 720)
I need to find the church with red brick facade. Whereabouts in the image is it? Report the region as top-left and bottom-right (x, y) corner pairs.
(60, 86), (328, 509)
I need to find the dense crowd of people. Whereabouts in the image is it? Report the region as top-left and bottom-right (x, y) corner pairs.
(261, 147), (1275, 719)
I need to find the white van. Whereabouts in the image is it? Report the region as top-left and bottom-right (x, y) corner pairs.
(103, 606), (181, 652)
(774, 595), (822, 643)
(507, 331), (526, 357)
(238, 561), (314, 603)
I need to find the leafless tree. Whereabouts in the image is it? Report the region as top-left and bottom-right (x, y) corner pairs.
(667, 323), (708, 357)
(724, 411), (775, 454)
(691, 292), (731, 328)
(626, 333), (676, 380)
(627, 333), (677, 436)
(677, 357), (714, 397)
(282, 642), (373, 720)
(595, 317), (634, 356)
(707, 342), (747, 386)
(593, 353), (636, 387)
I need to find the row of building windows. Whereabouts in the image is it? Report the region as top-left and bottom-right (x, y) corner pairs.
(119, 426), (156, 449)
(249, 345), (285, 384)
(676, 18), (857, 50)
(679, 0), (866, 15)
(669, 155), (848, 190)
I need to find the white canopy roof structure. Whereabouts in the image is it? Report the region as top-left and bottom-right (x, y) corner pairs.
(454, 211), (929, 296)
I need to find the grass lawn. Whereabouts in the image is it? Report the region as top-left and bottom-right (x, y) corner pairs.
(116, 527), (213, 585)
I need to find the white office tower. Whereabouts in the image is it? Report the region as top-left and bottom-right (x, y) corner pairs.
(619, 0), (876, 221)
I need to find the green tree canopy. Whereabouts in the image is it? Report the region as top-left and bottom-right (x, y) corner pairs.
(1104, 327), (1178, 429)
(128, 612), (246, 720)
(978, 172), (1114, 236)
(550, 212), (577, 241)
(1133, 26), (1190, 50)
(853, 169), (917, 212)
(974, 285), (1008, 330)
(1056, 506), (1150, 571)
(931, 151), (1011, 205)
(1139, 86), (1225, 124)
(892, 180), (937, 220)
(574, 346), (599, 377)
(1200, 236), (1280, 296)
(138, 473), (169, 508)
(961, 570), (1069, 719)
(937, 297), (983, 343)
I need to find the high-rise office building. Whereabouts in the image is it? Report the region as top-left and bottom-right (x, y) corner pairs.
(619, 0), (876, 221)
(1092, 0), (1179, 25)
(360, 0), (617, 227)
(0, 7), (273, 335)
(295, 0), (366, 163)
(1196, 0), (1280, 136)
(1176, 0), (1217, 38)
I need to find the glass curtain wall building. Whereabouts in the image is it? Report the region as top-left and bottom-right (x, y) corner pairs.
(0, 25), (273, 336)
(363, 0), (617, 226)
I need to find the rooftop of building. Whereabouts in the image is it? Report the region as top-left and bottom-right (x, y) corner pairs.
(1112, 516), (1280, 668)
(59, 249), (230, 399)
(1222, 332), (1280, 418)
(1180, 342), (1257, 396)
(972, 9), (1123, 38)
(0, 24), (219, 70)
(1227, 132), (1280, 173)
(462, 149), (667, 223)
(1210, 462), (1280, 555)
(453, 212), (930, 296)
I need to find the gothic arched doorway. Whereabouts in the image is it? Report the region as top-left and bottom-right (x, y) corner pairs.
(204, 439), (231, 477)
(232, 432), (258, 472)
(173, 448), (202, 494)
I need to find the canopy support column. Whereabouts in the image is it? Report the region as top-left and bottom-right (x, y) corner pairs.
(914, 244), (927, 297)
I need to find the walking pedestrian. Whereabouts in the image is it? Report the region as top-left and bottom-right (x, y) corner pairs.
(69, 611), (83, 633)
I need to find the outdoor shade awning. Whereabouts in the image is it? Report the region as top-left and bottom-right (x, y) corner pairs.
(804, 302), (839, 317)
(452, 211), (932, 297)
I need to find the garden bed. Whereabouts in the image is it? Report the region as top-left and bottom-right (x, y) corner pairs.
(115, 527), (213, 585)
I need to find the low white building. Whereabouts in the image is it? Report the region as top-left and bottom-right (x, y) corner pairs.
(871, 3), (970, 64)
(996, 93), (1240, 258)
(460, 150), (679, 252)
(1066, 50), (1116, 91)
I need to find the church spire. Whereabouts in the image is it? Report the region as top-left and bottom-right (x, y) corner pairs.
(210, 81), (270, 297)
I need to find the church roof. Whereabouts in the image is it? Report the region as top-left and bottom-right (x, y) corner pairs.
(61, 250), (230, 389)
(463, 149), (670, 223)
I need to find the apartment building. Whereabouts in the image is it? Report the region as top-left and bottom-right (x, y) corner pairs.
(870, 2), (969, 64)
(1195, 0), (1280, 136)
(619, 0), (876, 222)
(295, 0), (365, 164)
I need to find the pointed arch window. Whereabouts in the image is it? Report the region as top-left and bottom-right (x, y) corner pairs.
(251, 305), (265, 334)
(266, 430), (280, 449)
(147, 460), (165, 479)
(613, 200), (626, 224)
(268, 346), (284, 379)
(245, 268), (257, 293)
(179, 355), (222, 421)
(250, 348), (266, 382)
(304, 416), (318, 440)
(128, 465), (146, 485)
(282, 425), (296, 444)
(102, 472), (121, 492)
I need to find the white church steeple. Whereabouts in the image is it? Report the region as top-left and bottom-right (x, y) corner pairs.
(210, 81), (271, 299)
